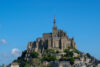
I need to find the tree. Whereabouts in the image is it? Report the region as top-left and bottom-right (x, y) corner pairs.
(30, 51), (39, 58)
(21, 50), (27, 58)
(87, 53), (91, 58)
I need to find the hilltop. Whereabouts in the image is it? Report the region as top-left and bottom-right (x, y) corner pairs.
(9, 17), (100, 67)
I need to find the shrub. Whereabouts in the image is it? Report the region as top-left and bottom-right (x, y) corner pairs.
(87, 53), (91, 58)
(42, 56), (57, 61)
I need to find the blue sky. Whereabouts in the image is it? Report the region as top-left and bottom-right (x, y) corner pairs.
(0, 0), (100, 65)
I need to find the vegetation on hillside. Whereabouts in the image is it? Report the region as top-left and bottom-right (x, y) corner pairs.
(12, 46), (95, 67)
(42, 49), (57, 61)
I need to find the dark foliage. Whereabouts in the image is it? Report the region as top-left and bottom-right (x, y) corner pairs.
(30, 51), (39, 58)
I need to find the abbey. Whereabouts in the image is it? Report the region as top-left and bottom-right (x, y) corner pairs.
(25, 17), (77, 60)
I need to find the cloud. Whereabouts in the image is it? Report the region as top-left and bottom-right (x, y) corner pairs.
(11, 48), (22, 57)
(0, 39), (7, 44)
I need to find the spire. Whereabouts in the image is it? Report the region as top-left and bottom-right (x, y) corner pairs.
(53, 16), (57, 27)
(53, 16), (57, 33)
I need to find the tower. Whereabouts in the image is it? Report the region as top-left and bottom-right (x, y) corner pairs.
(52, 16), (57, 34)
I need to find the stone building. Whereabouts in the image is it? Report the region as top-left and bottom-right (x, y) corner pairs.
(25, 17), (77, 60)
(10, 63), (19, 67)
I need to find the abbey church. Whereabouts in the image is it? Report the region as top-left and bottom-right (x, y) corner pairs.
(26, 17), (77, 56)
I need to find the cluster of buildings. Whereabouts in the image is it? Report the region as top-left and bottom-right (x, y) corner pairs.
(25, 17), (77, 61)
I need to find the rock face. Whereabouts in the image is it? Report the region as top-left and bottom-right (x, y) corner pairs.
(25, 17), (77, 61)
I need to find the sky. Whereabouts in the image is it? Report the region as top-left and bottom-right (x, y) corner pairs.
(0, 0), (100, 65)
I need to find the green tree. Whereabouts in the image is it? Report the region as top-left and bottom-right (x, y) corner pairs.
(87, 53), (91, 58)
(21, 50), (27, 58)
(30, 51), (39, 58)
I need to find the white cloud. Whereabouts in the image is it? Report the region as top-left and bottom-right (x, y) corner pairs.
(11, 48), (22, 57)
(0, 39), (7, 44)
